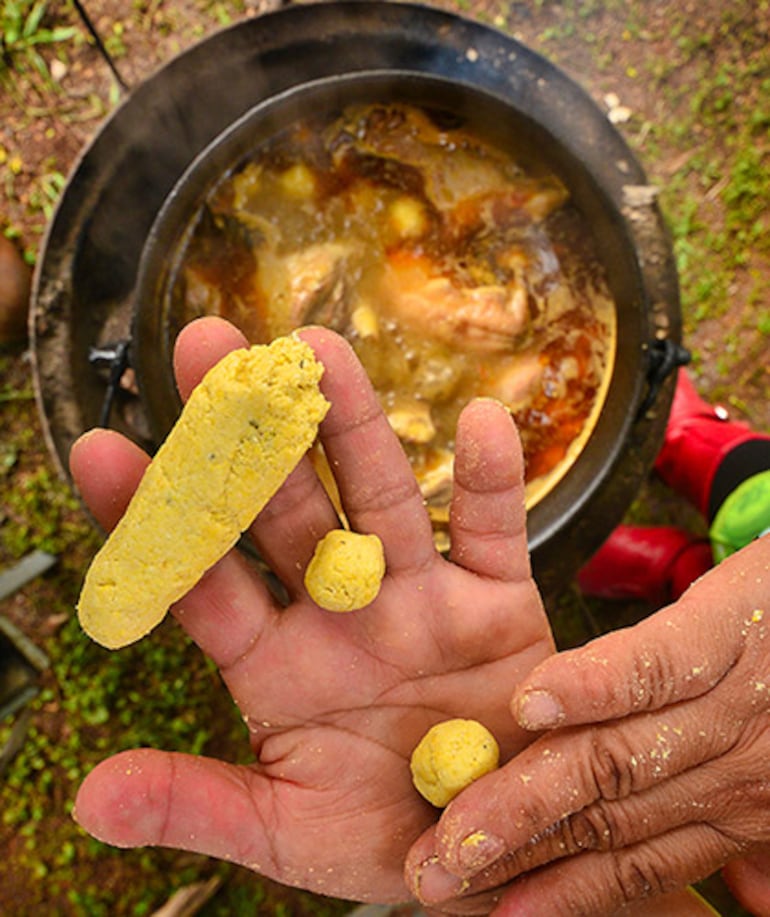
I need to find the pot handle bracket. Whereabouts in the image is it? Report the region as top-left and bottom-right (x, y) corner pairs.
(88, 339), (131, 428)
(638, 338), (691, 419)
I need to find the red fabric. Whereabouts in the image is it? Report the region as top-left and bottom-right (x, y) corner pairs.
(668, 540), (715, 599)
(578, 525), (712, 605)
(578, 371), (768, 604)
(654, 370), (759, 515)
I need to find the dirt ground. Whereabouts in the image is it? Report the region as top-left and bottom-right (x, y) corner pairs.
(1, 0), (769, 914)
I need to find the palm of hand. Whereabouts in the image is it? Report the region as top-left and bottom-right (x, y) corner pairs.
(216, 558), (546, 901)
(71, 318), (553, 903)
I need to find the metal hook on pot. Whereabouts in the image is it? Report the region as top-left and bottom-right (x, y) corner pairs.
(637, 338), (691, 419)
(88, 339), (131, 428)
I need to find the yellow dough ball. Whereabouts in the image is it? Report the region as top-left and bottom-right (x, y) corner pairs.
(304, 529), (385, 612)
(410, 718), (500, 807)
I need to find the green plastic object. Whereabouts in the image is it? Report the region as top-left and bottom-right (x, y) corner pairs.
(710, 469), (770, 563)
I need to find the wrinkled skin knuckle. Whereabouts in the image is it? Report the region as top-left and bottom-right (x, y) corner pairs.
(740, 712), (770, 754)
(567, 803), (620, 853)
(613, 852), (669, 905)
(588, 730), (641, 800)
(630, 646), (679, 710)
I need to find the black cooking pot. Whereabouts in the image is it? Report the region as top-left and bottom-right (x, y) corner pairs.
(32, 1), (684, 598)
(132, 66), (683, 598)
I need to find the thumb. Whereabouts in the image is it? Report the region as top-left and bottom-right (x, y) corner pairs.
(511, 542), (769, 731)
(74, 749), (268, 868)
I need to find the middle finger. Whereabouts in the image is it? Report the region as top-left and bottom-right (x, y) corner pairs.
(249, 325), (438, 593)
(299, 326), (437, 576)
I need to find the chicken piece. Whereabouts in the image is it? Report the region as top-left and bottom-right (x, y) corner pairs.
(183, 264), (224, 317)
(341, 103), (567, 221)
(523, 183), (569, 221)
(417, 449), (454, 509)
(286, 243), (351, 328)
(380, 251), (528, 353)
(258, 242), (352, 337)
(478, 352), (544, 411)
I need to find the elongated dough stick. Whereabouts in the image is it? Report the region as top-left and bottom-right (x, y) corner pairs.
(77, 335), (329, 649)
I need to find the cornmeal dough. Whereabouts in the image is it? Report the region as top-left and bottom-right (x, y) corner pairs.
(304, 529), (385, 612)
(410, 718), (500, 807)
(77, 335), (329, 649)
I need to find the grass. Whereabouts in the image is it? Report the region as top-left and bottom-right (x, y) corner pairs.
(0, 0), (79, 89)
(633, 7), (770, 396)
(0, 363), (253, 912)
(525, 2), (770, 402)
(1, 618), (351, 915)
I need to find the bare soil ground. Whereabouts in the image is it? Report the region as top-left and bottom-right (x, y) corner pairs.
(1, 0), (768, 914)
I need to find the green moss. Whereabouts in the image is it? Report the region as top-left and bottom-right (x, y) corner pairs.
(0, 0), (80, 91)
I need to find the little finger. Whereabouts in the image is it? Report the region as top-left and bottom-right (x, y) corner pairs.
(449, 399), (530, 583)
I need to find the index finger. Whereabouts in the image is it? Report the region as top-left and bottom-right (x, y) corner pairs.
(417, 539), (770, 883)
(511, 536), (770, 732)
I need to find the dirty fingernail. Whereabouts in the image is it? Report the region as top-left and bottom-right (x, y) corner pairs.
(515, 689), (564, 730)
(416, 856), (467, 903)
(458, 830), (507, 872)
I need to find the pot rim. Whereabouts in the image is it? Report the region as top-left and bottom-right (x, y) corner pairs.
(132, 66), (664, 556)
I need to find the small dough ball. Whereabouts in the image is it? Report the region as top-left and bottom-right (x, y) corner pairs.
(304, 529), (385, 612)
(410, 718), (500, 807)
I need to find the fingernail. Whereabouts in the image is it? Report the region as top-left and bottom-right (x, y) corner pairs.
(458, 830), (506, 872)
(515, 689), (564, 730)
(416, 856), (467, 903)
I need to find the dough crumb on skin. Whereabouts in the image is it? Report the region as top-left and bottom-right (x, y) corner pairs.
(410, 718), (500, 808)
(304, 529), (385, 612)
(77, 335), (330, 650)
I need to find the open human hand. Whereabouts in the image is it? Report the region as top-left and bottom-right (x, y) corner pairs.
(70, 316), (554, 904)
(405, 533), (770, 915)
